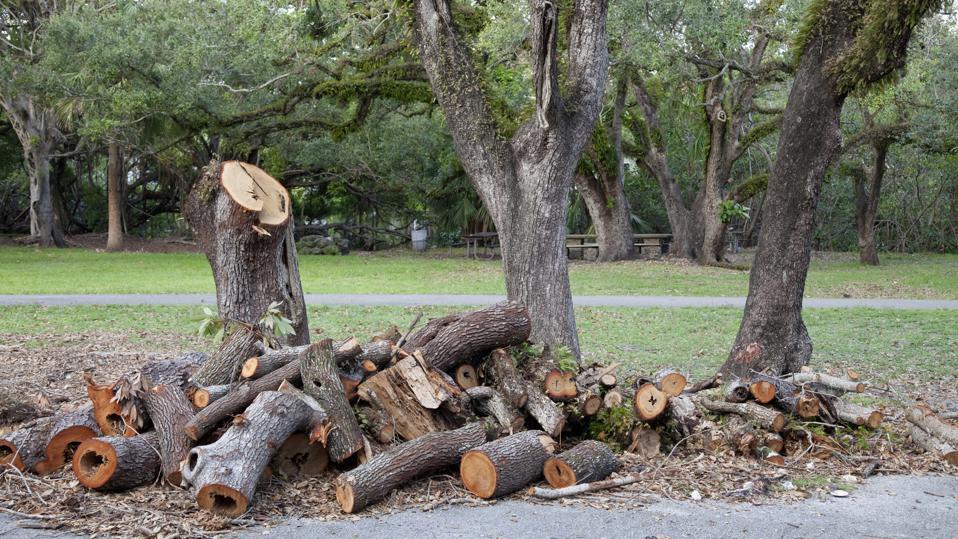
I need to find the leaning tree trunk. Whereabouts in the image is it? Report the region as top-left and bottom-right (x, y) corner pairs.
(854, 143), (887, 266)
(105, 142), (124, 252)
(184, 160), (308, 344)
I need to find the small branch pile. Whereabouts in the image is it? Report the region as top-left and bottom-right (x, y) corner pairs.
(0, 305), (954, 521)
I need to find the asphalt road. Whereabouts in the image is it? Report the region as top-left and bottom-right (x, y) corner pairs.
(2, 293), (958, 309)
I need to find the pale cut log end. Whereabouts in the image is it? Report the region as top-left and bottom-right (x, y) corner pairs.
(635, 384), (669, 421)
(748, 381), (776, 404)
(460, 451), (499, 499)
(336, 481), (357, 513)
(73, 439), (118, 489)
(35, 425), (99, 475)
(581, 393), (603, 416)
(866, 411), (883, 430)
(455, 364), (479, 389)
(240, 357), (259, 379)
(771, 413), (786, 433)
(192, 389), (211, 409)
(543, 457), (576, 488)
(196, 484), (249, 517)
(657, 372), (687, 397)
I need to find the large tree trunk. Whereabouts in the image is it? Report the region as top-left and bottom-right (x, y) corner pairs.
(106, 143), (125, 252)
(184, 160), (308, 344)
(854, 143), (887, 266)
(411, 0), (608, 359)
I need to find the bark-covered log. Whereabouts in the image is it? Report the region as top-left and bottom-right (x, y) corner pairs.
(543, 440), (619, 488)
(34, 407), (100, 475)
(185, 360), (302, 441)
(834, 400), (882, 429)
(523, 382), (566, 437)
(73, 431), (160, 491)
(763, 433), (785, 454)
(905, 406), (958, 446)
(0, 416), (56, 471)
(693, 395), (785, 432)
(142, 384), (195, 485)
(180, 391), (327, 516)
(460, 430), (556, 499)
(190, 385), (229, 409)
(486, 348), (528, 408)
(240, 339), (362, 380)
(724, 380), (750, 403)
(455, 364), (479, 389)
(777, 391), (821, 419)
(271, 433), (329, 478)
(575, 388), (603, 417)
(357, 340), (395, 371)
(653, 369), (687, 397)
(192, 326), (261, 387)
(465, 386), (524, 433)
(184, 160), (309, 345)
(634, 383), (669, 421)
(337, 421), (498, 513)
(301, 339), (364, 462)
(405, 313), (462, 351)
(785, 372), (865, 395)
(909, 425), (958, 466)
(420, 302), (532, 371)
(664, 394), (700, 438)
(359, 405), (396, 444)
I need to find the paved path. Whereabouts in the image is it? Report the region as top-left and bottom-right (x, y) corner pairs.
(2, 475), (954, 538)
(2, 293), (958, 309)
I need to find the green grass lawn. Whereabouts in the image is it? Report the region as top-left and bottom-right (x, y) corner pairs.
(3, 305), (954, 383)
(1, 246), (956, 298)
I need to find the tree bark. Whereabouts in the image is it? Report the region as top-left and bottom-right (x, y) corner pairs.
(543, 440), (619, 488)
(464, 386), (524, 433)
(460, 430), (556, 499)
(420, 302), (531, 371)
(73, 431), (160, 491)
(184, 159), (309, 344)
(485, 348), (529, 409)
(411, 0), (608, 358)
(192, 325), (261, 387)
(336, 421), (497, 513)
(692, 395), (785, 432)
(142, 384), (195, 486)
(854, 141), (888, 265)
(106, 142), (125, 252)
(300, 339), (364, 462)
(34, 406), (100, 475)
(0, 416), (57, 471)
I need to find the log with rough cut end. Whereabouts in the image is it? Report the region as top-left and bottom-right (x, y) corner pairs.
(748, 380), (777, 404)
(336, 421), (498, 513)
(628, 426), (661, 457)
(357, 340), (395, 371)
(421, 302), (532, 371)
(465, 386), (524, 433)
(359, 405), (396, 444)
(834, 400), (882, 429)
(301, 339), (364, 462)
(665, 394), (700, 438)
(576, 389), (603, 417)
(763, 433), (785, 453)
(190, 385), (229, 409)
(455, 364), (479, 389)
(0, 416), (56, 471)
(543, 440), (619, 488)
(544, 369), (578, 401)
(184, 160), (309, 345)
(271, 433), (329, 478)
(909, 425), (958, 466)
(779, 392), (821, 418)
(180, 391), (327, 516)
(634, 383), (669, 421)
(240, 339), (363, 380)
(522, 382), (566, 437)
(724, 380), (750, 403)
(905, 406), (958, 446)
(653, 369), (687, 397)
(73, 431), (160, 491)
(34, 407), (101, 475)
(693, 395), (786, 433)
(486, 348), (528, 408)
(142, 384), (195, 485)
(785, 372), (865, 394)
(357, 356), (452, 440)
(460, 430), (555, 499)
(192, 326), (262, 387)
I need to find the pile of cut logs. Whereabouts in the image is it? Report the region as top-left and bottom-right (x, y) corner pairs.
(1, 302), (953, 517)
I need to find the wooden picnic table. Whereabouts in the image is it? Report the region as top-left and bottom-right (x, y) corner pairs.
(566, 233), (673, 256)
(463, 232), (500, 259)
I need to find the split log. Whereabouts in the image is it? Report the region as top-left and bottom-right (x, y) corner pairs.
(460, 430), (556, 499)
(532, 472), (643, 499)
(486, 348), (528, 409)
(627, 426), (661, 458)
(455, 364), (479, 389)
(543, 440), (619, 488)
(185, 360), (302, 441)
(748, 380), (777, 404)
(634, 384), (669, 422)
(420, 302), (532, 371)
(910, 425), (958, 466)
(184, 159), (309, 345)
(693, 395), (785, 433)
(522, 382), (566, 437)
(357, 355), (456, 440)
(34, 407), (100, 475)
(359, 405), (395, 444)
(180, 390), (328, 516)
(300, 339), (364, 462)
(190, 385), (229, 409)
(336, 421), (498, 513)
(142, 384), (195, 485)
(465, 386), (524, 433)
(653, 369), (687, 397)
(271, 433), (329, 478)
(834, 400), (882, 429)
(785, 372), (865, 394)
(544, 369), (578, 401)
(73, 431), (160, 491)
(723, 380), (751, 403)
(192, 326), (261, 387)
(0, 416), (56, 470)
(905, 406), (958, 446)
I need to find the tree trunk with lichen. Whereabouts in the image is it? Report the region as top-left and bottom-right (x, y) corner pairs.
(854, 142), (888, 266)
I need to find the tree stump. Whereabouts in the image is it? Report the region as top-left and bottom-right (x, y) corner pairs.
(300, 339), (364, 462)
(543, 440), (619, 488)
(420, 302), (531, 371)
(142, 384), (195, 485)
(460, 430), (556, 499)
(180, 391), (327, 516)
(184, 159), (309, 345)
(336, 421), (497, 513)
(34, 407), (101, 475)
(73, 431), (161, 491)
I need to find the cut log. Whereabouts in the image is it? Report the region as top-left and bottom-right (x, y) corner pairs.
(359, 405), (396, 444)
(185, 360), (302, 441)
(192, 325), (261, 387)
(460, 430), (556, 499)
(834, 400), (882, 429)
(73, 431), (160, 491)
(763, 433), (785, 454)
(465, 386), (524, 433)
(356, 355), (455, 440)
(753, 445), (785, 466)
(300, 339), (364, 462)
(748, 380), (777, 404)
(336, 421), (498, 513)
(190, 385), (229, 409)
(543, 440), (619, 488)
(634, 384), (669, 422)
(184, 160), (309, 345)
(785, 372), (865, 394)
(778, 392), (821, 419)
(34, 407), (100, 475)
(180, 390), (327, 516)
(404, 313), (462, 351)
(627, 426), (661, 458)
(653, 369), (687, 397)
(599, 373), (618, 388)
(420, 302), (532, 371)
(357, 340), (395, 371)
(271, 433), (329, 478)
(723, 380), (751, 403)
(240, 340), (363, 380)
(486, 348), (528, 409)
(910, 425), (958, 466)
(455, 364), (479, 389)
(603, 388), (631, 409)
(905, 406), (958, 446)
(522, 382), (566, 437)
(544, 369), (578, 401)
(0, 416), (56, 471)
(664, 394), (700, 438)
(142, 384), (195, 486)
(575, 389), (603, 417)
(692, 395), (786, 433)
